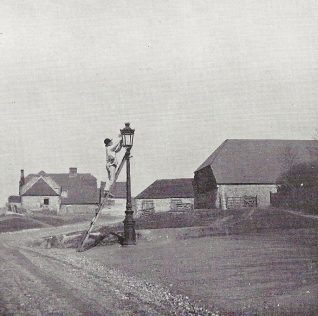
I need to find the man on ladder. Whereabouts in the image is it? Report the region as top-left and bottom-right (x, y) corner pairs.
(103, 135), (123, 197)
(77, 134), (125, 251)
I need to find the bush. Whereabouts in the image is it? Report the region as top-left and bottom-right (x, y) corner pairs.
(276, 161), (318, 214)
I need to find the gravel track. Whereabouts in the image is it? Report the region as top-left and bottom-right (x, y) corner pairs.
(0, 227), (217, 315)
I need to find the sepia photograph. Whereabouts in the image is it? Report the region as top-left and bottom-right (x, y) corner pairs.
(0, 1), (318, 315)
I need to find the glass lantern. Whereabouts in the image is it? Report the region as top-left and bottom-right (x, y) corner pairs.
(120, 122), (135, 148)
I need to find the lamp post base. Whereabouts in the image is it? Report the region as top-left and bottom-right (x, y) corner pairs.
(122, 210), (136, 246)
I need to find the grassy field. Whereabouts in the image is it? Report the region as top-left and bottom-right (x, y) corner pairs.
(5, 207), (318, 314)
(85, 208), (318, 315)
(0, 212), (118, 233)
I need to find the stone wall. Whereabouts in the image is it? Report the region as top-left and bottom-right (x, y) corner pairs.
(21, 196), (60, 212)
(217, 184), (278, 209)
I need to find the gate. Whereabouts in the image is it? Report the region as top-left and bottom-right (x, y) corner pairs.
(226, 195), (257, 209)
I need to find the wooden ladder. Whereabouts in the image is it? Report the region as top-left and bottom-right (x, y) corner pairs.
(77, 152), (128, 252)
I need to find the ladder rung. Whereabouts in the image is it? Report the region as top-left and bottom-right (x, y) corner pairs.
(77, 152), (128, 251)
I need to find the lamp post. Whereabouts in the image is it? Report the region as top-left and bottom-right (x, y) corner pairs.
(120, 122), (136, 245)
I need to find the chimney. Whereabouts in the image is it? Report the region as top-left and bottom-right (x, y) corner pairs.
(69, 167), (77, 177)
(19, 169), (25, 195)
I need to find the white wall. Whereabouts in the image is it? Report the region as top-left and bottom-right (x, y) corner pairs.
(101, 198), (126, 219)
(217, 184), (277, 209)
(136, 198), (194, 213)
(59, 204), (98, 214)
(21, 196), (60, 212)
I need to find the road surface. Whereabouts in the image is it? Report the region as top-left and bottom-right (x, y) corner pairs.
(0, 222), (214, 315)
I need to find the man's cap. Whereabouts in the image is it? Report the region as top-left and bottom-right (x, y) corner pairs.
(104, 138), (112, 146)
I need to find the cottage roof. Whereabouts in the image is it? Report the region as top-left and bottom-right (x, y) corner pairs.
(22, 178), (60, 196)
(195, 139), (318, 184)
(109, 182), (126, 199)
(135, 178), (194, 199)
(8, 195), (21, 203)
(24, 171), (99, 204)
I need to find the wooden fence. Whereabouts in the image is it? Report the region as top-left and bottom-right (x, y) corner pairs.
(226, 195), (257, 209)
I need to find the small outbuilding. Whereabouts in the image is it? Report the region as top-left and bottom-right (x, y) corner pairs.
(100, 181), (127, 217)
(193, 139), (318, 210)
(7, 195), (22, 212)
(135, 178), (194, 213)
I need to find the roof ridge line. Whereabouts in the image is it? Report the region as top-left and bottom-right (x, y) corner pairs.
(41, 175), (60, 193)
(209, 139), (229, 166)
(194, 139), (230, 172)
(22, 176), (60, 196)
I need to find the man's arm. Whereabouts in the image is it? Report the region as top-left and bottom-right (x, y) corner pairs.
(111, 136), (123, 153)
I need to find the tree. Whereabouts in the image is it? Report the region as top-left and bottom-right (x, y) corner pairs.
(276, 160), (318, 213)
(277, 161), (318, 190)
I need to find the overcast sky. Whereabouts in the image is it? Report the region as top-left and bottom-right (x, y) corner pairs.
(0, 0), (318, 205)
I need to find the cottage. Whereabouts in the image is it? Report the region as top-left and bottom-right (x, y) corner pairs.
(135, 178), (194, 213)
(15, 168), (99, 213)
(193, 139), (318, 209)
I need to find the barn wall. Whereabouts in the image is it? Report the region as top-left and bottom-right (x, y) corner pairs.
(21, 196), (60, 211)
(194, 191), (218, 209)
(218, 184), (278, 209)
(193, 166), (217, 209)
(136, 198), (194, 213)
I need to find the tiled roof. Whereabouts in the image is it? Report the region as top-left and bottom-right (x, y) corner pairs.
(24, 171), (99, 204)
(22, 178), (60, 196)
(135, 178), (194, 199)
(195, 139), (318, 184)
(62, 177), (99, 204)
(109, 182), (126, 199)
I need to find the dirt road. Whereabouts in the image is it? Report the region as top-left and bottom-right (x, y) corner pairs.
(0, 223), (215, 316)
(1, 209), (317, 315)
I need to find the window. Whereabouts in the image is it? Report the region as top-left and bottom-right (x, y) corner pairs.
(141, 200), (154, 211)
(170, 199), (182, 211)
(44, 198), (49, 205)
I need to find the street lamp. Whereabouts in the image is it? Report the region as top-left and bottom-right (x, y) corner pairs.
(120, 122), (136, 245)
(120, 122), (135, 148)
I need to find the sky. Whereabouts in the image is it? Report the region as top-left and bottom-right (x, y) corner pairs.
(0, 0), (318, 206)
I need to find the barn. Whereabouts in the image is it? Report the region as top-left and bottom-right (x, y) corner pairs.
(193, 139), (318, 210)
(135, 178), (194, 214)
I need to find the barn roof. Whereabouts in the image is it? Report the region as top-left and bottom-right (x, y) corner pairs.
(135, 178), (194, 199)
(195, 139), (318, 184)
(23, 171), (99, 204)
(110, 182), (126, 199)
